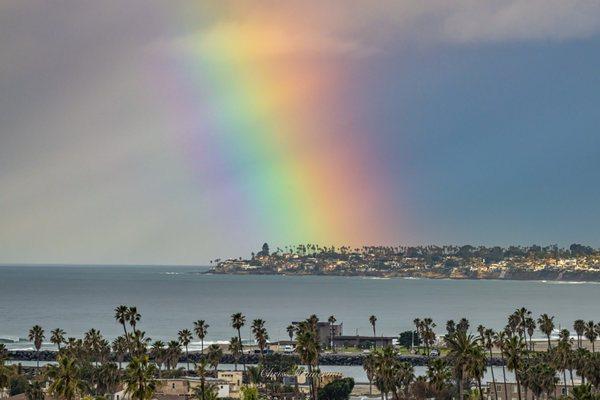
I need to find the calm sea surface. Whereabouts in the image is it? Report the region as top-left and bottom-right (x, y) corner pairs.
(1, 265), (597, 350)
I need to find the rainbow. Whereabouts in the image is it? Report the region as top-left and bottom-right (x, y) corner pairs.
(149, 13), (397, 246)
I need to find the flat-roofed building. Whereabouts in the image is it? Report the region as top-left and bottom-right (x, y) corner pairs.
(332, 335), (394, 348)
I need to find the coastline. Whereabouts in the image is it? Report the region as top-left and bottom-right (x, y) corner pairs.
(206, 269), (600, 282)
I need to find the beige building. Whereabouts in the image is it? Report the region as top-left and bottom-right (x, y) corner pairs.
(217, 370), (244, 398)
(487, 381), (575, 400)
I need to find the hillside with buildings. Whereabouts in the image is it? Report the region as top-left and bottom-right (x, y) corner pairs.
(210, 243), (600, 281)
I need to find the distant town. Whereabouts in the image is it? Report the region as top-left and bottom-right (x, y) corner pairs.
(210, 243), (600, 281)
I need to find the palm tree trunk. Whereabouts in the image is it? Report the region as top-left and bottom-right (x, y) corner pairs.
(563, 369), (567, 395)
(308, 363), (316, 400)
(372, 326), (376, 350)
(501, 361), (508, 400)
(569, 368), (574, 387)
(186, 346), (189, 371)
(516, 375), (522, 400)
(477, 378), (483, 400)
(489, 348), (498, 400)
(458, 371), (464, 400)
(237, 329), (245, 372)
(547, 335), (551, 350)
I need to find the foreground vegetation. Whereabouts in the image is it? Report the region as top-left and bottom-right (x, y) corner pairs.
(2, 306), (600, 400)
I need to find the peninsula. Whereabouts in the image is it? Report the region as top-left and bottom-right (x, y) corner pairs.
(209, 243), (600, 281)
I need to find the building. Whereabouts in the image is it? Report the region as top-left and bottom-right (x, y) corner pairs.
(487, 381), (576, 400)
(151, 377), (232, 399)
(217, 370), (243, 398)
(292, 321), (343, 348)
(332, 335), (395, 348)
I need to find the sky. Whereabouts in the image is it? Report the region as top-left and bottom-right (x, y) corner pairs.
(1, 1), (600, 265)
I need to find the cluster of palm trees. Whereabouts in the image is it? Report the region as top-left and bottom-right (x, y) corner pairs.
(7, 306), (600, 400)
(363, 346), (415, 399)
(413, 318), (436, 355)
(361, 308), (600, 400)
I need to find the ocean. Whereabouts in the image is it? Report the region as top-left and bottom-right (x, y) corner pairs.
(1, 264), (597, 349)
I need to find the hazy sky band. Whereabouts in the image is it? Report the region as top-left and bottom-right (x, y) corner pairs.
(1, 1), (599, 264)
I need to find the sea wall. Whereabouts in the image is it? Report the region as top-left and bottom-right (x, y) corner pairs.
(8, 350), (504, 366)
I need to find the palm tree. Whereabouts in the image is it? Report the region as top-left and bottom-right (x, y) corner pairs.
(327, 315), (336, 350)
(178, 329), (193, 371)
(193, 382), (219, 400)
(112, 336), (128, 370)
(363, 353), (376, 395)
(28, 325), (45, 368)
(0, 364), (9, 396)
(231, 313), (246, 371)
(580, 351), (600, 388)
(494, 331), (509, 400)
(465, 346), (487, 400)
(114, 305), (130, 340)
(514, 307), (531, 340)
(482, 328), (498, 400)
(446, 320), (457, 336)
(421, 318), (436, 356)
(129, 330), (151, 357)
(537, 314), (555, 350)
(0, 343), (7, 364)
(527, 362), (557, 399)
(369, 315), (377, 349)
(371, 346), (397, 400)
(413, 318), (423, 353)
(98, 338), (111, 364)
(457, 318), (470, 334)
(573, 348), (590, 385)
(166, 340), (181, 370)
(286, 325), (295, 342)
(206, 344), (223, 373)
(84, 328), (103, 365)
(127, 306), (141, 330)
(195, 359), (209, 400)
(504, 335), (526, 400)
(426, 358), (452, 397)
(555, 329), (573, 395)
(25, 381), (45, 400)
(251, 319), (269, 361)
(124, 355), (157, 400)
(538, 363), (558, 399)
(228, 337), (242, 371)
(47, 355), (85, 400)
(149, 340), (165, 375)
(97, 362), (120, 396)
(445, 330), (480, 400)
(295, 320), (320, 400)
(396, 361), (415, 399)
(524, 318), (536, 351)
(574, 319), (586, 348)
(584, 321), (598, 352)
(51, 328), (66, 352)
(571, 383), (596, 400)
(193, 320), (209, 358)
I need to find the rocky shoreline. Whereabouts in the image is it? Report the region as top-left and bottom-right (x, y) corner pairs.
(208, 269), (600, 282)
(8, 350), (505, 367)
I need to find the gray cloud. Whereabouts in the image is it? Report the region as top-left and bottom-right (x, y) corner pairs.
(1, 1), (600, 264)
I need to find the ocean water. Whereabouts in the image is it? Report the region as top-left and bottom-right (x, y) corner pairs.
(1, 265), (597, 350)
